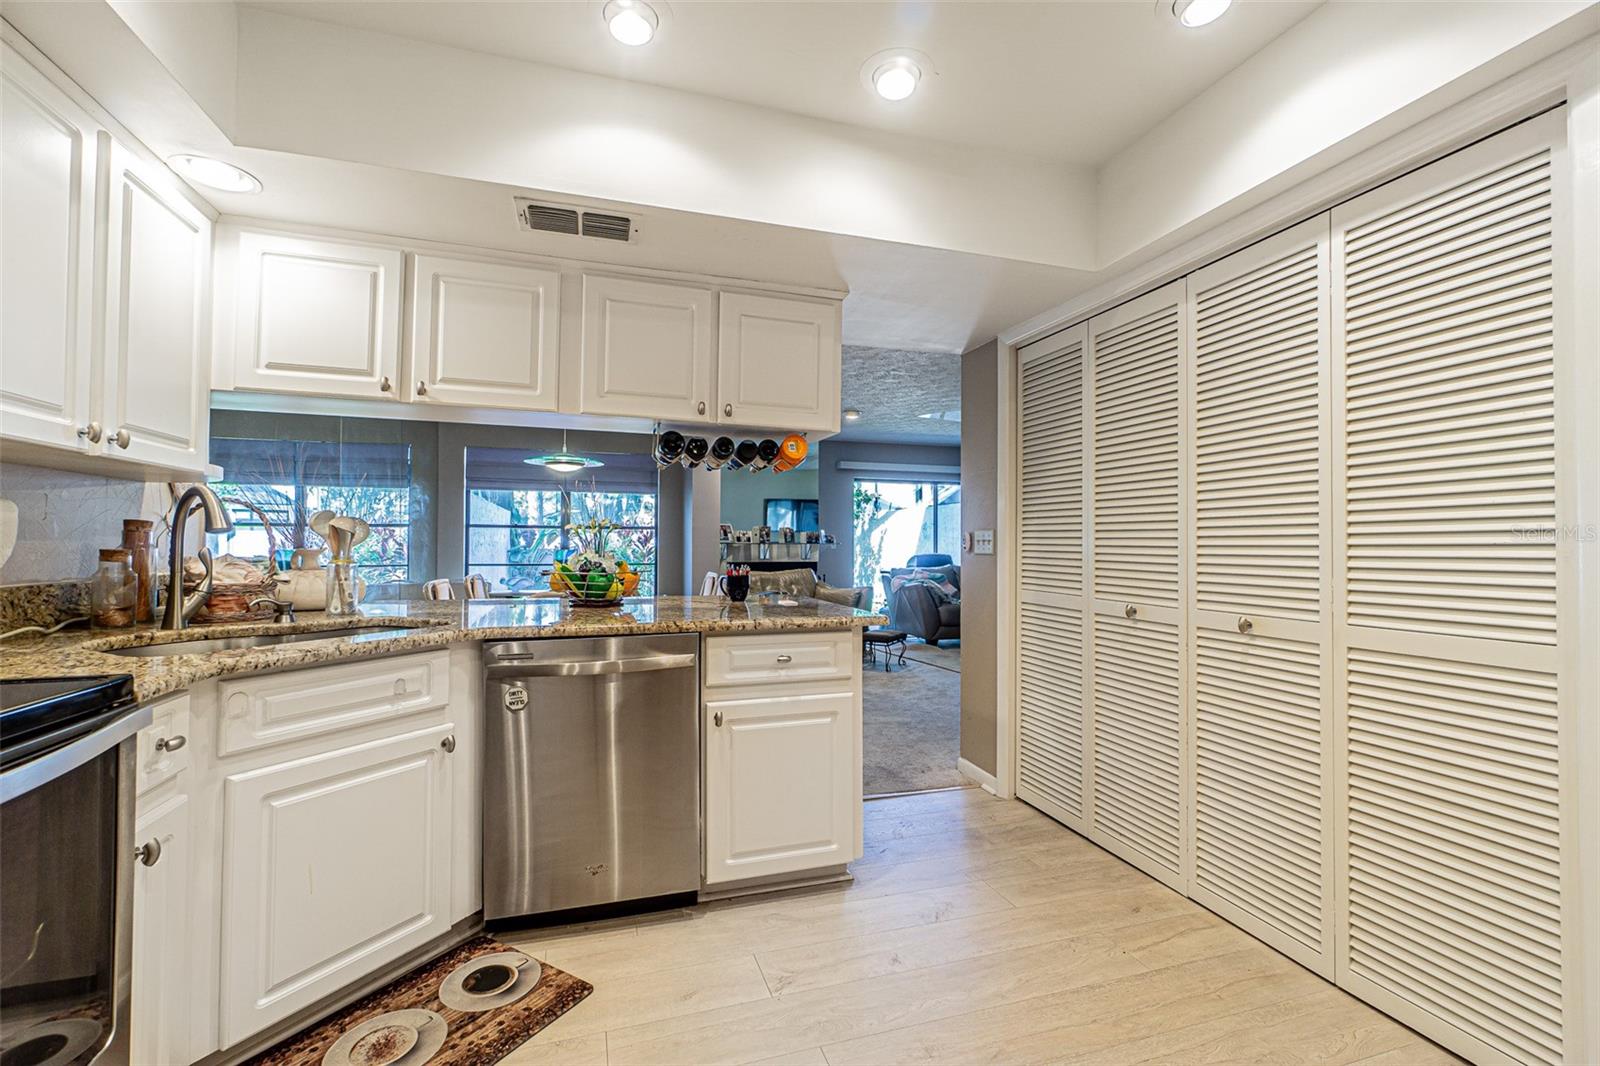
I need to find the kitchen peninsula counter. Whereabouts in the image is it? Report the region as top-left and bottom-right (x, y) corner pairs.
(0, 595), (886, 703)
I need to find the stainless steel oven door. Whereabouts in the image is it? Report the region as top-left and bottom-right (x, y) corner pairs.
(1, 706), (148, 1066)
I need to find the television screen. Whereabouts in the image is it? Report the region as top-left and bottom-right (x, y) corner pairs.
(765, 498), (820, 532)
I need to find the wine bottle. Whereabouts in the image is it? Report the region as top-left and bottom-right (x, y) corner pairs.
(653, 430), (685, 467)
(729, 439), (759, 470)
(753, 438), (780, 471)
(683, 436), (709, 467)
(704, 436), (735, 470)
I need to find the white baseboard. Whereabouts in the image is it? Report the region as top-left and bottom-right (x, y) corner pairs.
(958, 757), (999, 795)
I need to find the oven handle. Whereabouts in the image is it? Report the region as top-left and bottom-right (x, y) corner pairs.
(485, 652), (698, 678)
(0, 704), (152, 805)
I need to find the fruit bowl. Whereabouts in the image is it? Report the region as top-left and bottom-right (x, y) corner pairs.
(550, 558), (640, 606)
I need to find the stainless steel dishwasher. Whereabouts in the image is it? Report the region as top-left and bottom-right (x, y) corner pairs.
(482, 634), (700, 920)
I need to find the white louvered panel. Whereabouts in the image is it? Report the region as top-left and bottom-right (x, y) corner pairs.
(1346, 646), (1562, 1065)
(1091, 303), (1181, 609)
(1018, 601), (1084, 825)
(1193, 629), (1325, 956)
(1090, 614), (1182, 878)
(1020, 338), (1084, 598)
(1193, 237), (1324, 622)
(1341, 143), (1557, 646)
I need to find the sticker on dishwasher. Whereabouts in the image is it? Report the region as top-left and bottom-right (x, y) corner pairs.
(503, 684), (529, 711)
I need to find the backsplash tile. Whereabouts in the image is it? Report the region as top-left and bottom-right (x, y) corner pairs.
(0, 463), (171, 585)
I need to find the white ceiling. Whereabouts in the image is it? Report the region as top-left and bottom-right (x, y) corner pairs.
(242, 0), (1322, 163)
(836, 346), (963, 445)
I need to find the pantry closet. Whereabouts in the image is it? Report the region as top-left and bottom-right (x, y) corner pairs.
(1015, 107), (1581, 1066)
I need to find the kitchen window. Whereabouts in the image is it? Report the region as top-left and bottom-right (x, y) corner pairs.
(464, 447), (658, 594)
(207, 438), (415, 583)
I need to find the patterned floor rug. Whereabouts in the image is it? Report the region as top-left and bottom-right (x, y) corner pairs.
(248, 936), (592, 1066)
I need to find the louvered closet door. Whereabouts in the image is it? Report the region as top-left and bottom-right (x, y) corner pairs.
(1016, 324), (1088, 832)
(1186, 216), (1335, 977)
(1332, 110), (1575, 1066)
(1086, 280), (1188, 890)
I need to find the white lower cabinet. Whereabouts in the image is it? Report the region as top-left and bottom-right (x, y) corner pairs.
(132, 792), (193, 1066)
(703, 682), (858, 885)
(218, 721), (457, 1045)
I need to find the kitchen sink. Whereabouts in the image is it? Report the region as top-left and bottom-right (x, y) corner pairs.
(103, 626), (419, 657)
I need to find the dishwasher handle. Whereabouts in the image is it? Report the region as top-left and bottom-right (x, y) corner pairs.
(485, 652), (697, 678)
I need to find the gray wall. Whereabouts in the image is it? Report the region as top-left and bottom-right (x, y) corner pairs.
(718, 461), (819, 531)
(959, 340), (999, 776)
(815, 439), (961, 593)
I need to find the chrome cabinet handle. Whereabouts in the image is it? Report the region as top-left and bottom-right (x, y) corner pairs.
(441, 735), (456, 753)
(713, 711), (724, 727)
(379, 376), (393, 392)
(723, 403), (733, 417)
(110, 428), (131, 449)
(1238, 616), (1254, 634)
(155, 735), (186, 753)
(416, 381), (428, 396)
(776, 654), (792, 663)
(1124, 603), (1137, 619)
(134, 838), (162, 867)
(77, 421), (103, 443)
(697, 401), (707, 415)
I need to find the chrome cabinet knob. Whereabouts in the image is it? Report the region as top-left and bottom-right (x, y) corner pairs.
(416, 381), (428, 396)
(134, 838), (162, 867)
(723, 403), (733, 417)
(1124, 603), (1138, 619)
(713, 711), (724, 727)
(155, 735), (186, 753)
(776, 654), (792, 663)
(77, 421), (103, 443)
(440, 734), (456, 753)
(697, 401), (707, 415)
(1238, 616), (1254, 634)
(379, 376), (393, 392)
(110, 428), (131, 449)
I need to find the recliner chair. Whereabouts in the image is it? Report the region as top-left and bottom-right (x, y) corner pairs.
(881, 559), (961, 644)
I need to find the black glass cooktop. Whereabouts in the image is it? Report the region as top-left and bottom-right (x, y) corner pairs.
(0, 675), (136, 769)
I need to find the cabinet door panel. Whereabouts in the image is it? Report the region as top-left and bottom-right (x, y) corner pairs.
(580, 274), (713, 421)
(704, 691), (854, 884)
(132, 793), (192, 1066)
(233, 231), (402, 399)
(410, 255), (559, 409)
(716, 292), (840, 431)
(0, 43), (97, 450)
(219, 723), (453, 1045)
(102, 139), (211, 471)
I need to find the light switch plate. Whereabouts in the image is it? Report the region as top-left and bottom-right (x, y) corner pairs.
(972, 529), (995, 555)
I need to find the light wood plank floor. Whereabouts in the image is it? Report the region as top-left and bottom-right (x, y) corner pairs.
(500, 787), (1458, 1066)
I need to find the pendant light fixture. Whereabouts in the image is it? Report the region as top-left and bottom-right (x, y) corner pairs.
(524, 430), (604, 474)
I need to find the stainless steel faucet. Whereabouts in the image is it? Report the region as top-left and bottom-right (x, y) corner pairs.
(160, 485), (234, 631)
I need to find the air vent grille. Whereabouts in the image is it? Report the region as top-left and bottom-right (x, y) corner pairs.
(515, 198), (636, 242)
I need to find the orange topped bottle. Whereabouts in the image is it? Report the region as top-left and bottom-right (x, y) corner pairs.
(774, 434), (809, 472)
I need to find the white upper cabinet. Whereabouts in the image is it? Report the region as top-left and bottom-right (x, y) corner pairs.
(0, 42), (98, 452)
(231, 230), (403, 400)
(716, 292), (841, 432)
(101, 138), (211, 471)
(409, 255), (560, 410)
(580, 274), (714, 421)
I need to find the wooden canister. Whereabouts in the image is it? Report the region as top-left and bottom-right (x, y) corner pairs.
(121, 518), (156, 623)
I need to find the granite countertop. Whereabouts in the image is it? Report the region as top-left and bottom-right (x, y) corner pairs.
(0, 596), (887, 703)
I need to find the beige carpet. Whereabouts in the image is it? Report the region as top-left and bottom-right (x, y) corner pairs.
(862, 640), (963, 796)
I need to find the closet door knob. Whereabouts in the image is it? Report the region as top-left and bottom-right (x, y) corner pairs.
(110, 428), (131, 449)
(723, 403), (733, 417)
(416, 381), (428, 396)
(77, 422), (103, 443)
(379, 376), (393, 392)
(1124, 603), (1138, 619)
(1237, 616), (1254, 634)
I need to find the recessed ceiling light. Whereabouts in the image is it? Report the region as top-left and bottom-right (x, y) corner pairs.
(843, 408), (862, 421)
(603, 0), (658, 45)
(168, 155), (261, 193)
(861, 49), (931, 102)
(1172, 0), (1231, 27)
